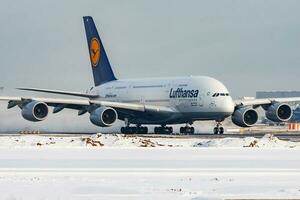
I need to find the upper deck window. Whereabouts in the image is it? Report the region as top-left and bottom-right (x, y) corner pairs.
(115, 86), (127, 89)
(133, 85), (163, 88)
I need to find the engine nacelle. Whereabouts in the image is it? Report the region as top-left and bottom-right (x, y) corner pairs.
(89, 107), (118, 127)
(231, 107), (258, 127)
(265, 103), (292, 122)
(21, 101), (49, 122)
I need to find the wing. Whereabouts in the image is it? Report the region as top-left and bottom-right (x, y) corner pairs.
(17, 87), (99, 98)
(234, 97), (300, 107)
(0, 96), (175, 117)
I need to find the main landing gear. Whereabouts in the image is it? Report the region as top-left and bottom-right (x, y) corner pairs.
(121, 126), (148, 134)
(120, 119), (148, 134)
(180, 124), (195, 135)
(153, 123), (195, 135)
(154, 126), (173, 134)
(213, 122), (224, 134)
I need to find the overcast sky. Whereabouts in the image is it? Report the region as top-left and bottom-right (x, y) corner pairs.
(0, 0), (299, 132)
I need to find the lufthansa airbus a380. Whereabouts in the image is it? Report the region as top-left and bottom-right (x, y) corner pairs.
(1, 16), (299, 134)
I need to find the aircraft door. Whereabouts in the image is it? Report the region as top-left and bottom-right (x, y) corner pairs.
(169, 82), (180, 108)
(140, 96), (145, 105)
(198, 92), (204, 107)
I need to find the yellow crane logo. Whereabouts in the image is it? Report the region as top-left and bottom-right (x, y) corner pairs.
(90, 37), (100, 67)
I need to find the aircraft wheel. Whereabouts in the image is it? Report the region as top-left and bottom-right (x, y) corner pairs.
(190, 127), (195, 134)
(137, 127), (148, 134)
(121, 127), (125, 134)
(121, 126), (139, 134)
(180, 127), (194, 135)
(168, 127), (173, 134)
(132, 127), (138, 134)
(143, 127), (148, 134)
(179, 127), (183, 134)
(161, 127), (168, 134)
(213, 127), (219, 134)
(154, 126), (172, 134)
(219, 127), (224, 134)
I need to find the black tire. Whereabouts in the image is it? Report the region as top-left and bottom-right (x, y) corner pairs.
(213, 127), (219, 134)
(191, 127), (195, 134)
(136, 127), (141, 134)
(219, 127), (224, 134)
(143, 127), (148, 134)
(180, 127), (184, 134)
(129, 127), (136, 134)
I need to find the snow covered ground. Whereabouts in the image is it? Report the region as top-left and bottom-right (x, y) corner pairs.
(0, 133), (299, 148)
(0, 134), (299, 199)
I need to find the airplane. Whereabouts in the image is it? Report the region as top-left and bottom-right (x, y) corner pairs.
(1, 16), (300, 135)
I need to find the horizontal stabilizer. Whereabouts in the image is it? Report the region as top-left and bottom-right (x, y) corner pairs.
(17, 87), (99, 98)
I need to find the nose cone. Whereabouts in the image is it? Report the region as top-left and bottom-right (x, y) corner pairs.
(207, 76), (234, 114)
(192, 76), (235, 117)
(223, 97), (235, 114)
(215, 96), (234, 121)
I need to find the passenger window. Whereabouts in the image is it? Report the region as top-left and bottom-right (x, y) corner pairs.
(216, 93), (219, 97)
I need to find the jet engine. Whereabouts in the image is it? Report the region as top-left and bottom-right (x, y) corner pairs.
(231, 107), (258, 127)
(21, 101), (49, 122)
(265, 103), (292, 122)
(89, 107), (118, 127)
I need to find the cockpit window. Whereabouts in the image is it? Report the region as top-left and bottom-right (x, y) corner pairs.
(212, 93), (229, 97)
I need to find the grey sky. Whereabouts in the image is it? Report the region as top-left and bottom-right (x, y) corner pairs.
(0, 0), (299, 132)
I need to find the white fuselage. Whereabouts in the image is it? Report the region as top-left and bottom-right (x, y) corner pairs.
(91, 76), (234, 125)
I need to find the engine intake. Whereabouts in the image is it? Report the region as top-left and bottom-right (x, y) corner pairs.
(21, 101), (49, 122)
(265, 103), (292, 122)
(231, 107), (258, 127)
(90, 107), (118, 127)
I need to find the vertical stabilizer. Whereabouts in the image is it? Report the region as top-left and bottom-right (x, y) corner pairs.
(83, 16), (117, 86)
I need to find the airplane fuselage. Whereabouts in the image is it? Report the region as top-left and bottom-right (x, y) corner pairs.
(91, 76), (235, 125)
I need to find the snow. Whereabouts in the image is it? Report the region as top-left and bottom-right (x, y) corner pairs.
(0, 133), (299, 148)
(0, 134), (299, 199)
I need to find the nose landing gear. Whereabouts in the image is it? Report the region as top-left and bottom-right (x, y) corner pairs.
(213, 122), (224, 134)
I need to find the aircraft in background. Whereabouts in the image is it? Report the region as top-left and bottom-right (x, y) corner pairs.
(1, 16), (300, 134)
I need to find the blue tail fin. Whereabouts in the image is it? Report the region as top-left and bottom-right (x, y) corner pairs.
(83, 16), (117, 86)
